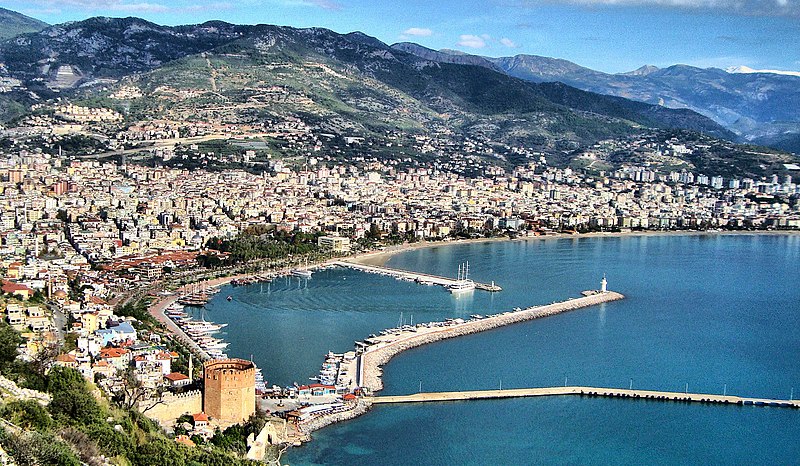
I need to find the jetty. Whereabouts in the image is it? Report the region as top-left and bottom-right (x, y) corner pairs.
(358, 287), (624, 392)
(330, 260), (502, 292)
(370, 386), (800, 409)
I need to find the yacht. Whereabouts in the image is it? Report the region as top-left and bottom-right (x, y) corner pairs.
(449, 261), (476, 294)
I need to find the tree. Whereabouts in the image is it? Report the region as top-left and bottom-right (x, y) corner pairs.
(0, 322), (21, 371)
(112, 367), (165, 412)
(46, 366), (103, 426)
(0, 400), (53, 432)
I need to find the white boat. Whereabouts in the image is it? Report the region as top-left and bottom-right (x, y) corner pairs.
(182, 321), (227, 333)
(291, 269), (313, 278)
(449, 261), (476, 293)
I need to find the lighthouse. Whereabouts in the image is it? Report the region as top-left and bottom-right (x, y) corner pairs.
(601, 274), (607, 293)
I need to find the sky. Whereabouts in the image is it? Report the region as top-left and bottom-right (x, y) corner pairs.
(7, 0), (800, 73)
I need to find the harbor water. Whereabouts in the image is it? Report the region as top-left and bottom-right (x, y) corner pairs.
(202, 234), (800, 464)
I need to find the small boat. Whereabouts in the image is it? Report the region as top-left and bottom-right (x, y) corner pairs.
(291, 269), (313, 278)
(227, 295), (232, 301)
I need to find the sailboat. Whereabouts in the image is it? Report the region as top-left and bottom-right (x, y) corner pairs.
(449, 261), (476, 294)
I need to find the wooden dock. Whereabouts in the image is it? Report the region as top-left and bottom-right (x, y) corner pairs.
(331, 260), (502, 292)
(370, 386), (800, 409)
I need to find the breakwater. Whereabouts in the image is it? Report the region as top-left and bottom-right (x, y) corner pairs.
(360, 290), (624, 392)
(298, 399), (372, 435)
(371, 386), (800, 409)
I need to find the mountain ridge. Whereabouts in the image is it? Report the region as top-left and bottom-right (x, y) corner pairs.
(0, 7), (47, 40)
(0, 16), (732, 140)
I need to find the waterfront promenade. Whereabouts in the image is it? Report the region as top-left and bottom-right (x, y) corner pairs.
(359, 290), (624, 392)
(331, 260), (502, 292)
(370, 386), (800, 409)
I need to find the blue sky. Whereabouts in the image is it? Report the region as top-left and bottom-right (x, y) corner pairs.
(9, 0), (800, 73)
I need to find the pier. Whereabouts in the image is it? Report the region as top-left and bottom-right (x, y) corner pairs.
(330, 260), (502, 292)
(358, 289), (624, 392)
(370, 386), (800, 409)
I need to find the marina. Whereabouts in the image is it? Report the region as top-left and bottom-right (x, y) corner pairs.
(163, 302), (231, 359)
(357, 287), (624, 392)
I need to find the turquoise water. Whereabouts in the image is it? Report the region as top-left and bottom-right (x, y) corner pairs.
(203, 234), (800, 464)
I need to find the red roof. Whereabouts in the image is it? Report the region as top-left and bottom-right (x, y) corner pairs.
(100, 347), (129, 358)
(1, 280), (33, 294)
(308, 383), (335, 389)
(192, 412), (209, 423)
(343, 393), (357, 401)
(164, 372), (189, 382)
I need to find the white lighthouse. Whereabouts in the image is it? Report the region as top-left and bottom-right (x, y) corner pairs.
(601, 274), (607, 293)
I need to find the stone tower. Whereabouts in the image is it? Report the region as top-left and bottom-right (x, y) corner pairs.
(203, 358), (256, 423)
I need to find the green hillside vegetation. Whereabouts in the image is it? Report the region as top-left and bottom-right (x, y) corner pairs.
(0, 8), (47, 40)
(0, 321), (258, 465)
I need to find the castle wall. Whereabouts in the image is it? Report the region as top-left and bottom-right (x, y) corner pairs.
(142, 390), (202, 426)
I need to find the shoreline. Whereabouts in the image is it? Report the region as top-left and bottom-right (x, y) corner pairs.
(349, 229), (800, 267)
(140, 229), (795, 454)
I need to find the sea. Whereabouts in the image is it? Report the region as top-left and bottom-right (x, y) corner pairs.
(197, 233), (800, 465)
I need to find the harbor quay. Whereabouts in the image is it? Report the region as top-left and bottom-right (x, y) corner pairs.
(370, 387), (800, 409)
(358, 288), (624, 392)
(331, 260), (503, 292)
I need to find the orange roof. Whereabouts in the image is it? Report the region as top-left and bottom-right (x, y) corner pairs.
(87, 295), (108, 305)
(175, 435), (195, 447)
(192, 412), (209, 423)
(93, 360), (110, 367)
(99, 347), (129, 358)
(56, 354), (77, 363)
(164, 372), (189, 382)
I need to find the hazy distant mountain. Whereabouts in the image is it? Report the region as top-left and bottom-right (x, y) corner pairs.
(0, 8), (47, 40)
(391, 43), (503, 72)
(391, 46), (799, 149)
(485, 54), (800, 145)
(726, 65), (800, 78)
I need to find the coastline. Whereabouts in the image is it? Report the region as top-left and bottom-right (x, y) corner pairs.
(349, 230), (800, 267)
(141, 229), (797, 454)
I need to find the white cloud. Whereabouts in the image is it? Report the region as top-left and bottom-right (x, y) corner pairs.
(302, 0), (342, 10)
(500, 37), (517, 47)
(512, 0), (800, 17)
(402, 27), (433, 37)
(458, 34), (487, 48)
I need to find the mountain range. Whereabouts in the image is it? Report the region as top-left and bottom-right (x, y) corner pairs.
(0, 10), (795, 177)
(392, 44), (800, 153)
(0, 17), (732, 140)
